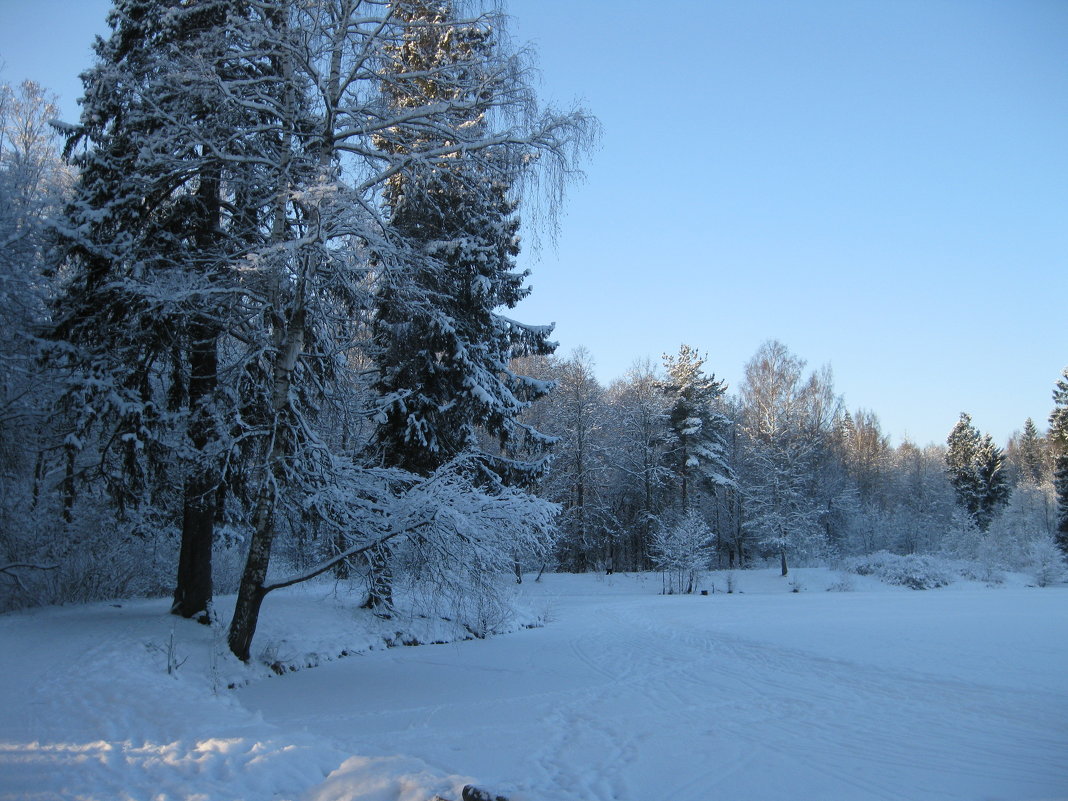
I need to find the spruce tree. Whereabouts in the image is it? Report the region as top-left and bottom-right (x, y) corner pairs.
(1050, 369), (1068, 555)
(945, 413), (1009, 532)
(1016, 418), (1046, 485)
(360, 0), (561, 609)
(52, 0), (269, 619)
(370, 0), (556, 480)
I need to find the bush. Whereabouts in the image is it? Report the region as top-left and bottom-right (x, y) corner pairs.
(1031, 540), (1067, 587)
(844, 551), (953, 590)
(825, 572), (855, 592)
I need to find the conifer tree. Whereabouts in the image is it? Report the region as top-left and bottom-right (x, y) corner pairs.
(1016, 418), (1046, 485)
(945, 413), (1009, 532)
(370, 0), (557, 480)
(658, 345), (733, 510)
(362, 0), (573, 607)
(52, 0), (271, 619)
(1049, 369), (1068, 555)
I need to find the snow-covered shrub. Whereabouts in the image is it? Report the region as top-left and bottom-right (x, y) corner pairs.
(844, 551), (953, 590)
(1030, 540), (1066, 587)
(651, 511), (713, 595)
(826, 572), (855, 592)
(955, 561), (1005, 585)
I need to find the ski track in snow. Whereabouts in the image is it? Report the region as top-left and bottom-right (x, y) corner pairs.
(2, 571), (1067, 800)
(235, 579), (1068, 801)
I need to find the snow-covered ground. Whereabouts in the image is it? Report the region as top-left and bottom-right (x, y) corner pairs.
(2, 568), (1066, 801)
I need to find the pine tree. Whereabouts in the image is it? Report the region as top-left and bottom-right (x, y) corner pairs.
(658, 344), (733, 511)
(1050, 369), (1068, 555)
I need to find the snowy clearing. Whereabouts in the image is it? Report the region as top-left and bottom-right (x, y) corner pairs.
(2, 568), (1067, 801)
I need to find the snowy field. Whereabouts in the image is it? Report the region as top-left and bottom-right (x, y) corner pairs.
(2, 568), (1067, 801)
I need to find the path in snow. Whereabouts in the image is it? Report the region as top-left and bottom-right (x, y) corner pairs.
(236, 573), (1068, 801)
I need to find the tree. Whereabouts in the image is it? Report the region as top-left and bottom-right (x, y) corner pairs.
(837, 409), (891, 508)
(650, 510), (712, 594)
(1050, 369), (1068, 555)
(51, 0), (278, 620)
(1010, 418), (1047, 486)
(603, 360), (672, 570)
(538, 350), (611, 572)
(658, 344), (734, 512)
(737, 341), (831, 576)
(222, 0), (594, 659)
(358, 0), (592, 606)
(945, 413), (1009, 532)
(0, 78), (71, 607)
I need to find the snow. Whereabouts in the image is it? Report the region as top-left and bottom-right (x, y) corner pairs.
(2, 569), (1067, 801)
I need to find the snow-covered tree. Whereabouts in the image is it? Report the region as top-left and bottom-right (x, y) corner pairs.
(49, 0), (284, 619)
(1050, 369), (1068, 555)
(603, 360), (673, 570)
(0, 79), (71, 607)
(650, 510), (713, 594)
(658, 345), (734, 511)
(222, 0), (594, 658)
(737, 341), (834, 575)
(1009, 418), (1047, 486)
(537, 350), (612, 572)
(369, 0), (559, 481)
(945, 413), (1009, 532)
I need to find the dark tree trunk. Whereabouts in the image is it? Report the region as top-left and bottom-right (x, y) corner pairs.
(172, 470), (215, 620)
(780, 547), (789, 577)
(333, 531), (352, 579)
(62, 444), (76, 524)
(172, 159), (222, 619)
(172, 319), (218, 620)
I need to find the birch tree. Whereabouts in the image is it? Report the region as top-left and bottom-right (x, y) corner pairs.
(223, 0), (594, 659)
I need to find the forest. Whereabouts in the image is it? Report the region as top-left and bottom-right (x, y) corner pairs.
(1, 0), (1067, 667)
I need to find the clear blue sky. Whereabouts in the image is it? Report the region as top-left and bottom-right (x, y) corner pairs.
(2, 0), (1065, 447)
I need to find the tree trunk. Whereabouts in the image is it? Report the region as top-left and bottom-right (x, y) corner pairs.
(226, 303), (304, 660)
(172, 470), (214, 620)
(172, 154), (222, 618)
(227, 484), (276, 662)
(361, 542), (394, 614)
(780, 547), (789, 577)
(172, 319), (218, 620)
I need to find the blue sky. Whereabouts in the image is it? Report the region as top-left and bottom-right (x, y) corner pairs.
(2, 0), (1065, 446)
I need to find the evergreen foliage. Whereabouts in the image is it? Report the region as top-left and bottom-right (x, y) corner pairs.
(945, 413), (1010, 532)
(1015, 418), (1047, 485)
(369, 0), (556, 482)
(1050, 369), (1068, 555)
(658, 344), (734, 510)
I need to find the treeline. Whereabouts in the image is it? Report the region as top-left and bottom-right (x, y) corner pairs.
(518, 342), (1068, 580)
